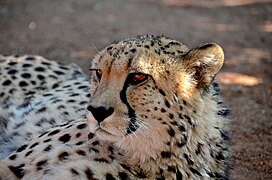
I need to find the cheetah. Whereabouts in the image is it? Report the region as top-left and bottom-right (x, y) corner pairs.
(0, 55), (90, 159)
(0, 35), (231, 179)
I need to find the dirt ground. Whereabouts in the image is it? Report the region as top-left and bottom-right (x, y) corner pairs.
(0, 0), (271, 179)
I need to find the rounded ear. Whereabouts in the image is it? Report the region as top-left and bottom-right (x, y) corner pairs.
(184, 43), (224, 89)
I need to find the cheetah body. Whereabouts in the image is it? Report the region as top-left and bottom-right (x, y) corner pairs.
(0, 35), (231, 179)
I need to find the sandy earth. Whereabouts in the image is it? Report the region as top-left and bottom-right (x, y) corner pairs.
(0, 0), (271, 179)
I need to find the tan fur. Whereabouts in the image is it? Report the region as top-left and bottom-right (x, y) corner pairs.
(0, 35), (230, 179)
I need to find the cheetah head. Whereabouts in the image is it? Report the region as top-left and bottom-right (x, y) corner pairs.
(86, 35), (224, 159)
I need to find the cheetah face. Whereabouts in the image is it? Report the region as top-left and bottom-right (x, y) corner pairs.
(86, 36), (224, 156)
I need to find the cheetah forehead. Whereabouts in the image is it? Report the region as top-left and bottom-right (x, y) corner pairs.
(93, 35), (190, 74)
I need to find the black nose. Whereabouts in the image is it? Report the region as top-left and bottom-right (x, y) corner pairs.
(87, 105), (114, 123)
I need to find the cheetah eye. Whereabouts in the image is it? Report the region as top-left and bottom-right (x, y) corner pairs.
(127, 73), (148, 85)
(89, 69), (102, 81)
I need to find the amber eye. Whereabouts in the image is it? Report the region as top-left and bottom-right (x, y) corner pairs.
(89, 69), (102, 81)
(133, 74), (147, 82)
(127, 73), (148, 84)
(95, 69), (102, 80)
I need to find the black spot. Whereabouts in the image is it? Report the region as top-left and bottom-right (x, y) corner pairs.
(36, 160), (48, 170)
(184, 154), (194, 165)
(25, 56), (36, 60)
(37, 74), (45, 80)
(58, 151), (69, 160)
(167, 127), (175, 137)
(8, 69), (17, 74)
(44, 145), (52, 152)
(16, 144), (28, 152)
(9, 154), (17, 160)
(169, 113), (174, 119)
(8, 61), (17, 65)
(217, 109), (230, 116)
(92, 141), (100, 146)
(25, 150), (33, 158)
(70, 93), (79, 97)
(176, 170), (183, 179)
(195, 143), (202, 155)
(220, 131), (229, 141)
(161, 108), (166, 113)
(167, 166), (176, 173)
(120, 164), (131, 171)
(35, 67), (45, 72)
(190, 167), (202, 176)
(19, 81), (28, 87)
(2, 79), (12, 86)
(41, 61), (51, 66)
(159, 89), (166, 96)
(29, 142), (39, 149)
(89, 148), (99, 153)
(21, 73), (31, 78)
(8, 164), (25, 178)
(165, 100), (170, 108)
(43, 138), (51, 143)
(216, 152), (225, 161)
(118, 172), (128, 180)
(88, 133), (95, 139)
(106, 173), (115, 180)
(71, 168), (79, 176)
(54, 70), (65, 75)
(130, 48), (136, 53)
(48, 129), (60, 136)
(52, 83), (59, 89)
(76, 141), (84, 146)
(67, 99), (76, 103)
(77, 123), (87, 129)
(22, 63), (32, 67)
(76, 150), (86, 156)
(78, 85), (88, 89)
(76, 132), (82, 138)
(59, 134), (71, 143)
(85, 168), (94, 179)
(178, 125), (185, 133)
(161, 151), (171, 158)
(94, 158), (109, 163)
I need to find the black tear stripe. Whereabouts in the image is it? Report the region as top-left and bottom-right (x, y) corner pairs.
(120, 81), (138, 135)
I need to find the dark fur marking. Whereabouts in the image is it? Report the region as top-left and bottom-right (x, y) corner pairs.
(76, 150), (86, 156)
(9, 154), (17, 160)
(161, 151), (171, 158)
(16, 144), (28, 152)
(58, 134), (71, 143)
(58, 151), (69, 160)
(176, 169), (183, 179)
(36, 160), (48, 170)
(190, 167), (202, 176)
(44, 145), (52, 152)
(120, 77), (138, 134)
(29, 142), (39, 149)
(85, 168), (95, 180)
(105, 173), (115, 180)
(118, 172), (129, 180)
(77, 123), (87, 129)
(8, 164), (25, 178)
(71, 168), (79, 176)
(48, 129), (60, 136)
(25, 150), (33, 157)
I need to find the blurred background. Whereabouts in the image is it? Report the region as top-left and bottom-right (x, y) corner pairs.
(0, 0), (271, 179)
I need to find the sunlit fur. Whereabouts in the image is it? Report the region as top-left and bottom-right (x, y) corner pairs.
(0, 35), (230, 179)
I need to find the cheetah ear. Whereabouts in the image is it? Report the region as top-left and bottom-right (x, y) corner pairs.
(183, 43), (224, 89)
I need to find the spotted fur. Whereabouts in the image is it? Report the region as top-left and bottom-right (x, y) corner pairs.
(0, 55), (90, 159)
(0, 35), (231, 179)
